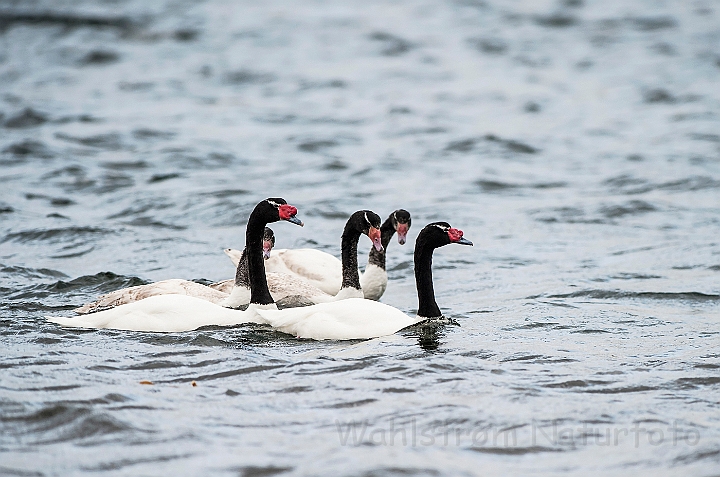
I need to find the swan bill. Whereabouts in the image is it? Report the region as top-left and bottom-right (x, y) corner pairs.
(368, 226), (383, 252)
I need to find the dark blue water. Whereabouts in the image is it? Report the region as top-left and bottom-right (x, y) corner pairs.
(1, 0), (719, 475)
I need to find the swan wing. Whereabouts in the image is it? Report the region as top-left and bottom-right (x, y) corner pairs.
(209, 279), (234, 294)
(50, 294), (263, 332)
(74, 279), (229, 314)
(265, 249), (342, 295)
(266, 272), (333, 304)
(256, 298), (418, 340)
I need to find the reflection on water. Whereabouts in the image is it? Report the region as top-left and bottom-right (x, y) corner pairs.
(1, 0), (719, 474)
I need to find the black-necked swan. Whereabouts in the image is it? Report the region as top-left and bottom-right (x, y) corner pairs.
(360, 209), (411, 300)
(47, 198), (303, 332)
(254, 221), (472, 340)
(72, 227), (277, 314)
(263, 209), (411, 300)
(220, 209), (385, 307)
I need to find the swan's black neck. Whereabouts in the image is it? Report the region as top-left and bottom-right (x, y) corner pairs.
(414, 236), (441, 318)
(340, 228), (362, 290)
(246, 211), (274, 305)
(233, 249), (250, 289)
(367, 216), (396, 269)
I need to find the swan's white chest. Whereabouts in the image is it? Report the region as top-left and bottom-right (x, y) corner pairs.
(360, 264), (387, 301)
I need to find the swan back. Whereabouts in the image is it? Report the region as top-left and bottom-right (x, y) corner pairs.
(51, 294), (267, 332)
(74, 279), (229, 314)
(265, 248), (343, 295)
(256, 298), (418, 340)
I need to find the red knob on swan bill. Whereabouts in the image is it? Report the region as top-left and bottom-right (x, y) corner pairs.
(368, 226), (383, 252)
(448, 227), (473, 246)
(279, 204), (303, 226)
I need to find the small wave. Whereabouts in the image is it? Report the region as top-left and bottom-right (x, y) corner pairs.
(199, 188), (250, 198)
(0, 265), (68, 279)
(324, 398), (377, 409)
(122, 217), (187, 230)
(476, 179), (566, 193)
(100, 160), (147, 170)
(81, 453), (194, 472)
(674, 377), (720, 389)
(297, 139), (339, 153)
(0, 466), (44, 476)
(529, 207), (607, 224)
(674, 448), (720, 464)
(224, 69), (275, 85)
(629, 16), (677, 31)
(534, 14), (578, 28)
(2, 108), (48, 128)
(468, 37), (509, 55)
(542, 290), (720, 302)
(609, 273), (663, 280)
(168, 364), (287, 383)
(544, 380), (613, 389)
(55, 132), (123, 150)
(2, 226), (111, 244)
(230, 466), (293, 477)
(369, 31), (415, 57)
(0, 403), (137, 446)
(132, 128), (176, 140)
(148, 173), (182, 183)
(599, 200), (657, 218)
(695, 363), (720, 369)
(1, 139), (54, 161)
(298, 78), (347, 90)
(0, 12), (136, 32)
(470, 445), (563, 455)
(79, 49), (120, 66)
(583, 385), (658, 394)
(7, 272), (147, 302)
(604, 174), (720, 194)
(501, 354), (544, 362)
(515, 322), (559, 330)
(445, 134), (539, 154)
(383, 387), (415, 393)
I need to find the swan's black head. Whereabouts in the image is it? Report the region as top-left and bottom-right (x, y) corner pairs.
(346, 210), (383, 251)
(419, 221), (473, 248)
(391, 209), (412, 245)
(262, 227), (275, 259)
(262, 198), (303, 226)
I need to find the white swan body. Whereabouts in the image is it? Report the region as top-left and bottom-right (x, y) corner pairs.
(264, 248), (343, 296)
(255, 298), (420, 340)
(51, 198), (305, 331)
(359, 264), (387, 301)
(257, 220), (473, 341)
(263, 209), (411, 301)
(50, 217), (470, 341)
(259, 250), (386, 299)
(74, 279), (230, 314)
(220, 272), (359, 308)
(74, 228), (276, 315)
(49, 294), (270, 332)
(250, 210), (383, 305)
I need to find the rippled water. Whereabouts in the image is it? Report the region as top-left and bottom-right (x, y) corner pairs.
(1, 0), (719, 475)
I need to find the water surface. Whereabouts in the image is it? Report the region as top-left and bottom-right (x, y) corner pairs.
(1, 0), (719, 475)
